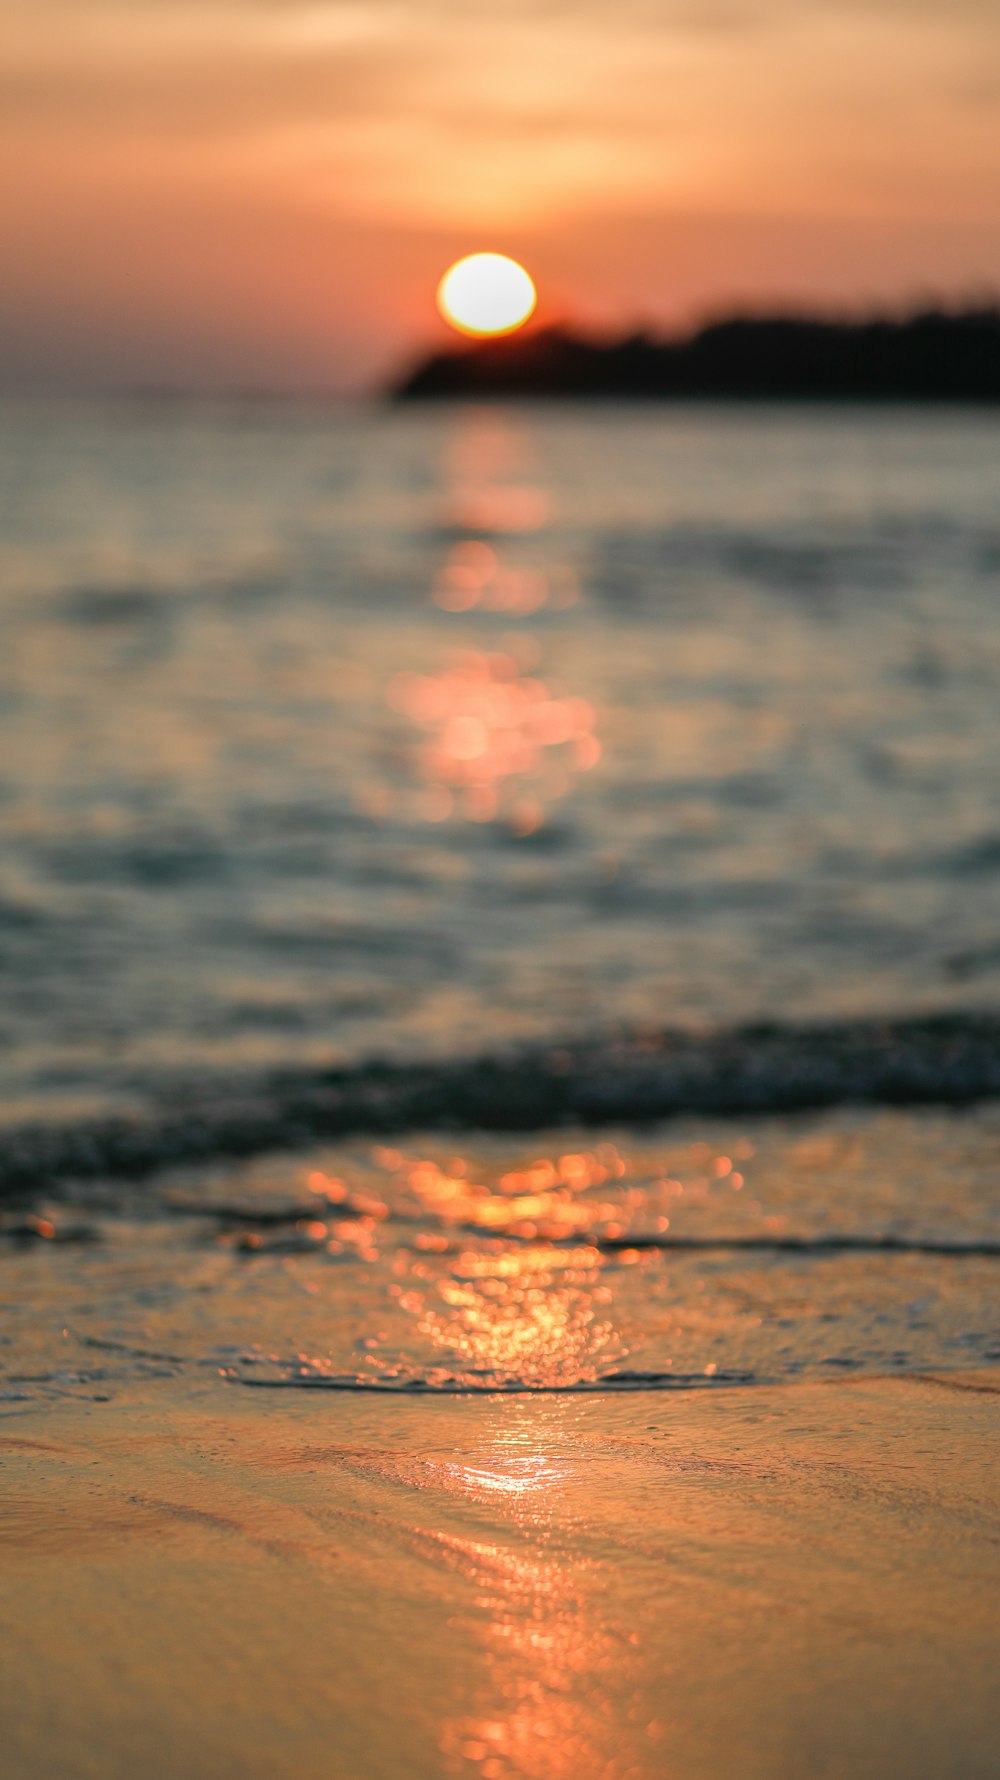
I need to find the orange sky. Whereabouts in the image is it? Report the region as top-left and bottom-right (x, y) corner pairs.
(2, 0), (999, 391)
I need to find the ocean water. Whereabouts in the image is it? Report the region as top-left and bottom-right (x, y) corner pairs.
(2, 398), (1000, 1126)
(2, 400), (999, 1401)
(4, 1105), (999, 1398)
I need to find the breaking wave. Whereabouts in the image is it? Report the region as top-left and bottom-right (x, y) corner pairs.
(3, 1012), (1000, 1196)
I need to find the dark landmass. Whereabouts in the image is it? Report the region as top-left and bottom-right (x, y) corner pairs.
(4, 1011), (1000, 1196)
(394, 307), (1000, 401)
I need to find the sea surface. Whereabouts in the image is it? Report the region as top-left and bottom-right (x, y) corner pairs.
(1, 397), (999, 1400)
(3, 399), (1000, 1128)
(0, 1103), (997, 1399)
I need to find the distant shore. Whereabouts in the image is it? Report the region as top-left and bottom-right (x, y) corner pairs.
(394, 306), (1000, 401)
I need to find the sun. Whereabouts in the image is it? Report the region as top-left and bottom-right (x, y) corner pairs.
(437, 254), (536, 338)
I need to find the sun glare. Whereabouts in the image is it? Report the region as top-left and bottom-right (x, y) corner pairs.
(437, 254), (536, 338)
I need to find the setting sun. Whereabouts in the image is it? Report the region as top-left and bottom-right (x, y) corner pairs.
(437, 254), (537, 338)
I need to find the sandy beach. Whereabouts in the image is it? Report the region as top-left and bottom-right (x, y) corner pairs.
(2, 1370), (997, 1780)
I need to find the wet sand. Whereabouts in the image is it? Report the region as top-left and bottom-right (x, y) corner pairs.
(2, 1371), (998, 1780)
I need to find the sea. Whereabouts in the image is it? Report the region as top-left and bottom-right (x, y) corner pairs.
(2, 398), (999, 1397)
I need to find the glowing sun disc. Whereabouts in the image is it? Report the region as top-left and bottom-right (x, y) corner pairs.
(437, 254), (536, 338)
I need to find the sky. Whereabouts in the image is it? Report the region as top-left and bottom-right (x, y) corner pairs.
(2, 0), (999, 392)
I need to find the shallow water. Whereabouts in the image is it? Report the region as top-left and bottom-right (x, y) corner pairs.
(2, 400), (1000, 1121)
(4, 1105), (998, 1398)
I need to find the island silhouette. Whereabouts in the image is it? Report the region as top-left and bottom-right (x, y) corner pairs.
(394, 306), (1000, 401)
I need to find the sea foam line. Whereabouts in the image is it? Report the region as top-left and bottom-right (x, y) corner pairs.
(3, 1011), (1000, 1195)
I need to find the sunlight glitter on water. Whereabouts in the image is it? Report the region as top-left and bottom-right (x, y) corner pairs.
(440, 1456), (570, 1497)
(421, 1399), (650, 1780)
(385, 409), (598, 832)
(3, 1109), (999, 1401)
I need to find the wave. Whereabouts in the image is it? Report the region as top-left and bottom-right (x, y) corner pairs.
(600, 1233), (1000, 1256)
(3, 1011), (1000, 1196)
(221, 1369), (759, 1393)
(143, 1200), (1000, 1259)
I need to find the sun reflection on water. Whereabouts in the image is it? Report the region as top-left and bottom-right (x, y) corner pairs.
(215, 1132), (765, 1391)
(410, 1243), (621, 1389)
(388, 649), (600, 828)
(368, 1142), (644, 1389)
(422, 1400), (649, 1779)
(433, 540), (579, 615)
(442, 1453), (570, 1498)
(383, 411), (600, 830)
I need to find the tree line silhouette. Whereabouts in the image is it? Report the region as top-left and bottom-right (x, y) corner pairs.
(395, 307), (1000, 401)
